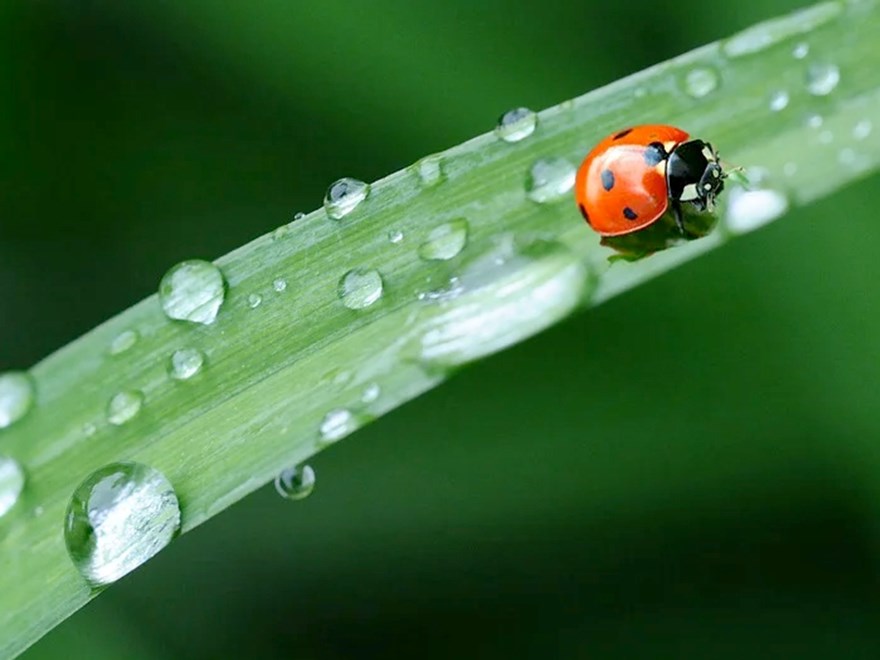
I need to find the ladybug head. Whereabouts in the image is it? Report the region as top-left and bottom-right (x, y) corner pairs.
(666, 139), (725, 212)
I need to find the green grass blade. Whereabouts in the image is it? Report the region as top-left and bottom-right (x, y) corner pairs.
(2, 2), (879, 656)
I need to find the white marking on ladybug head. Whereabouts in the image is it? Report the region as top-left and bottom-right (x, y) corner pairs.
(681, 183), (699, 201)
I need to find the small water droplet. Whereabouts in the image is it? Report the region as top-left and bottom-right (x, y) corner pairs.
(769, 90), (789, 112)
(247, 293), (263, 309)
(818, 130), (834, 144)
(34, 505), (44, 517)
(109, 330), (139, 356)
(806, 63), (841, 96)
(293, 211), (306, 221)
(725, 184), (790, 235)
(792, 42), (810, 59)
(525, 157), (576, 204)
(838, 148), (858, 166)
(83, 422), (97, 437)
(273, 278), (288, 293)
(159, 260), (226, 325)
(807, 114), (824, 129)
(853, 120), (872, 140)
(64, 462), (181, 586)
(495, 107), (537, 142)
(783, 162), (798, 177)
(361, 383), (381, 403)
(388, 229), (404, 244)
(338, 269), (383, 310)
(169, 348), (205, 381)
(274, 464), (316, 501)
(634, 87), (647, 98)
(0, 456), (25, 518)
(324, 178), (369, 220)
(319, 408), (356, 443)
(683, 67), (719, 98)
(332, 370), (353, 387)
(416, 155), (445, 187)
(107, 390), (144, 426)
(418, 219), (469, 261)
(0, 372), (35, 429)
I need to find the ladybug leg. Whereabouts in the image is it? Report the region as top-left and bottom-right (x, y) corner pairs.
(671, 200), (687, 236)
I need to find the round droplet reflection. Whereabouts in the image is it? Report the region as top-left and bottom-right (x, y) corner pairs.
(274, 464), (316, 500)
(107, 390), (144, 426)
(324, 178), (369, 220)
(319, 408), (356, 443)
(806, 63), (840, 96)
(169, 348), (205, 381)
(64, 462), (181, 586)
(418, 219), (469, 261)
(109, 330), (139, 356)
(159, 260), (226, 325)
(526, 157), (576, 203)
(338, 269), (383, 310)
(495, 107), (537, 143)
(0, 456), (25, 518)
(0, 372), (35, 429)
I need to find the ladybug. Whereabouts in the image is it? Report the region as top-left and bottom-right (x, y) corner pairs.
(575, 124), (725, 237)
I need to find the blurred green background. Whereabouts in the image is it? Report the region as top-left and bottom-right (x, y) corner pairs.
(6, 1), (880, 658)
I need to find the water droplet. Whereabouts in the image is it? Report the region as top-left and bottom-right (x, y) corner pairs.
(109, 330), (139, 356)
(247, 293), (263, 309)
(818, 130), (834, 144)
(324, 178), (369, 220)
(274, 464), (316, 501)
(793, 42), (810, 59)
(418, 219), (469, 261)
(0, 456), (25, 518)
(107, 390), (144, 426)
(838, 148), (859, 167)
(361, 383), (381, 403)
(634, 87), (647, 98)
(338, 269), (383, 310)
(853, 120), (872, 140)
(272, 278), (288, 293)
(388, 229), (404, 244)
(414, 240), (590, 368)
(683, 67), (719, 98)
(169, 348), (205, 381)
(769, 90), (789, 112)
(159, 260), (226, 325)
(416, 155), (445, 187)
(807, 114), (824, 129)
(64, 462), (181, 586)
(83, 422), (97, 437)
(495, 107), (538, 142)
(783, 161), (798, 177)
(725, 183), (790, 235)
(0, 372), (35, 429)
(293, 211), (306, 221)
(319, 408), (356, 443)
(806, 63), (841, 96)
(525, 157), (576, 204)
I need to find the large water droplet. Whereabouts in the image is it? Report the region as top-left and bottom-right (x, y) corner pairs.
(495, 107), (537, 142)
(107, 390), (144, 426)
(0, 456), (25, 518)
(525, 157), (576, 203)
(319, 408), (357, 443)
(64, 462), (181, 586)
(769, 90), (790, 112)
(0, 372), (35, 429)
(324, 178), (369, 220)
(274, 465), (316, 501)
(725, 181), (790, 235)
(338, 269), (383, 310)
(169, 348), (205, 381)
(418, 219), (469, 261)
(416, 155), (445, 187)
(415, 240), (590, 368)
(159, 260), (226, 325)
(683, 67), (719, 98)
(109, 330), (139, 356)
(806, 63), (841, 96)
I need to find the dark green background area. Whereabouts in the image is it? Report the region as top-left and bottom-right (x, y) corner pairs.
(6, 1), (880, 658)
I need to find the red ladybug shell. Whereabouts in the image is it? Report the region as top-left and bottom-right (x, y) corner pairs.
(575, 124), (690, 236)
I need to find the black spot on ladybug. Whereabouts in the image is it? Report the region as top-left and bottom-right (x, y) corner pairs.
(623, 207), (638, 221)
(600, 169), (615, 191)
(578, 204), (593, 226)
(643, 142), (668, 167)
(612, 128), (633, 140)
